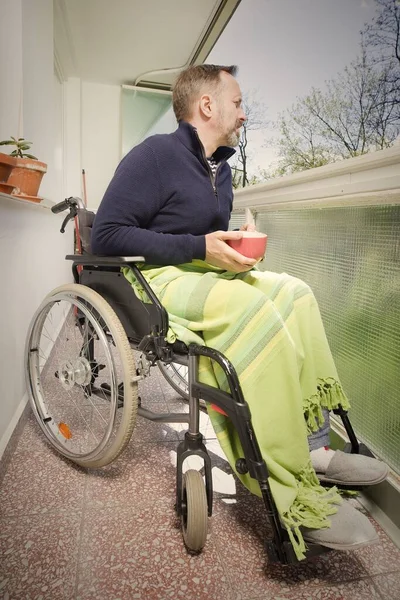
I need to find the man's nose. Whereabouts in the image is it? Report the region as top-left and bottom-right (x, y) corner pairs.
(239, 109), (246, 123)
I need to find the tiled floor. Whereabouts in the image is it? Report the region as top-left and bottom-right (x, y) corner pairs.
(1, 367), (400, 600)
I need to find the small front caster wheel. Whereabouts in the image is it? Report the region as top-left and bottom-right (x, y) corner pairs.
(181, 469), (208, 552)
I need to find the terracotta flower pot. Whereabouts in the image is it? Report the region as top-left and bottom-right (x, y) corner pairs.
(0, 182), (17, 194)
(7, 157), (47, 197)
(0, 152), (17, 182)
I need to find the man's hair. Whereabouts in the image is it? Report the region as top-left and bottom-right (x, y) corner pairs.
(172, 64), (238, 122)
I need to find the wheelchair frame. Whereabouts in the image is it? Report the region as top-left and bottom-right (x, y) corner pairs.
(37, 197), (367, 565)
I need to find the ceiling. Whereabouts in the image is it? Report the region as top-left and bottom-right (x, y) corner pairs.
(54, 0), (241, 88)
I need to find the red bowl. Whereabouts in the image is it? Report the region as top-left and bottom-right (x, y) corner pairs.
(226, 232), (268, 259)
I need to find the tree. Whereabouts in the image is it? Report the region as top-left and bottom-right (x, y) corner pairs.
(266, 0), (400, 177)
(364, 0), (400, 68)
(272, 43), (400, 176)
(231, 92), (269, 188)
(363, 0), (400, 115)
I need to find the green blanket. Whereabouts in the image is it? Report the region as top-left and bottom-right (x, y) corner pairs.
(123, 260), (350, 560)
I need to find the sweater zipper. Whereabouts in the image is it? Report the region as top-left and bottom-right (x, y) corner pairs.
(194, 130), (220, 206)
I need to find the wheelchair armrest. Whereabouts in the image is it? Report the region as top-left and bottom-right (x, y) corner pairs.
(65, 254), (146, 266)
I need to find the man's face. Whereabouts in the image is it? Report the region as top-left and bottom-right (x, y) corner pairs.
(214, 72), (246, 147)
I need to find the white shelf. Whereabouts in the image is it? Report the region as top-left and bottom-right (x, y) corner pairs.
(0, 192), (54, 210)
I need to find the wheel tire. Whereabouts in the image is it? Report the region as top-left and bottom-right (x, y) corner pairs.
(158, 361), (189, 400)
(181, 469), (208, 552)
(25, 283), (138, 468)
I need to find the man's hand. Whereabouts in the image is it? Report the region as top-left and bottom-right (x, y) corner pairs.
(205, 230), (257, 273)
(240, 223), (256, 232)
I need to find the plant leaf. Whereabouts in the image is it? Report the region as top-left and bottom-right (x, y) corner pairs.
(23, 153), (38, 160)
(0, 140), (16, 145)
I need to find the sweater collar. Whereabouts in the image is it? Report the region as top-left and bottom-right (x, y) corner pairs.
(175, 121), (236, 165)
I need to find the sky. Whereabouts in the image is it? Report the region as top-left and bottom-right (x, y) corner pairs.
(207, 0), (378, 174)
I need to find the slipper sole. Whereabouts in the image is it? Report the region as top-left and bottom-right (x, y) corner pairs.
(317, 472), (388, 486)
(303, 533), (380, 551)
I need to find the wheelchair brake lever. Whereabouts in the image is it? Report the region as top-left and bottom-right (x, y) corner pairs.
(60, 207), (78, 233)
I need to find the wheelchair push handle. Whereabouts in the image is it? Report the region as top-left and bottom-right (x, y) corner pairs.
(51, 196), (85, 214)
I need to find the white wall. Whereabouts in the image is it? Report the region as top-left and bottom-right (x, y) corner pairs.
(0, 197), (72, 456)
(64, 77), (83, 199)
(0, 1), (23, 141)
(81, 82), (121, 209)
(0, 0), (72, 457)
(21, 0), (56, 198)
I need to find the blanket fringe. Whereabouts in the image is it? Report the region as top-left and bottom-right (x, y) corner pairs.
(280, 460), (342, 560)
(303, 378), (351, 434)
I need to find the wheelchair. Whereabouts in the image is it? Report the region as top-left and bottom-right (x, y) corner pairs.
(25, 196), (367, 565)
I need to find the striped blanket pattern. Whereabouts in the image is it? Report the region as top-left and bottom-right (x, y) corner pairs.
(123, 261), (350, 560)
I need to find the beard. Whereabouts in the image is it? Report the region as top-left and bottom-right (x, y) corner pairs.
(225, 129), (241, 147)
(217, 112), (242, 147)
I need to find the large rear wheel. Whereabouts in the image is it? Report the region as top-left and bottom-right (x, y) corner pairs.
(25, 283), (138, 468)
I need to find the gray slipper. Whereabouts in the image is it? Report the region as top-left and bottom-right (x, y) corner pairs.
(316, 450), (389, 486)
(302, 499), (379, 551)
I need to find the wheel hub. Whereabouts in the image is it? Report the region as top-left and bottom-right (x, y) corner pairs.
(58, 357), (92, 390)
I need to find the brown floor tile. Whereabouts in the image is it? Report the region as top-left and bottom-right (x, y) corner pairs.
(0, 511), (81, 600)
(76, 503), (234, 600)
(267, 577), (381, 599)
(211, 497), (369, 599)
(138, 369), (167, 403)
(85, 441), (177, 508)
(16, 410), (55, 452)
(135, 400), (180, 443)
(0, 447), (86, 518)
(2, 367), (399, 600)
(371, 571), (400, 599)
(352, 515), (400, 576)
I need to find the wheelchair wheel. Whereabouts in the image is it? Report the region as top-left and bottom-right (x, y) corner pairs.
(157, 361), (189, 400)
(25, 283), (138, 468)
(181, 470), (208, 552)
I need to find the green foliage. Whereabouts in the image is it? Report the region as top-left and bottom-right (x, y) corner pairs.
(0, 136), (38, 160)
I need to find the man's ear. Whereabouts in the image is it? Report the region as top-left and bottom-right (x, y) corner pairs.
(199, 94), (213, 118)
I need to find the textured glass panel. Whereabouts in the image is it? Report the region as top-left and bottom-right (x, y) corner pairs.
(229, 212), (246, 230)
(257, 205), (400, 474)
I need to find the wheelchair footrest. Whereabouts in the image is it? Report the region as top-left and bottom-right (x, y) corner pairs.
(343, 441), (375, 458)
(265, 538), (332, 565)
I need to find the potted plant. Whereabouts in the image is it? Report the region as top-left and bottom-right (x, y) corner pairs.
(0, 137), (47, 199)
(0, 149), (16, 184)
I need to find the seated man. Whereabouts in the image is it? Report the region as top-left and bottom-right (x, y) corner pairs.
(92, 64), (388, 560)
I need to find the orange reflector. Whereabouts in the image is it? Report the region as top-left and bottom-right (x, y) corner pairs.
(58, 422), (72, 439)
(210, 404), (228, 417)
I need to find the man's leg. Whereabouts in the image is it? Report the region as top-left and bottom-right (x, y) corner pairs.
(239, 269), (388, 486)
(148, 264), (381, 553)
(308, 409), (331, 451)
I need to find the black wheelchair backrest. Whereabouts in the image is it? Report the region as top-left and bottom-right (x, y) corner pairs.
(77, 208), (95, 254)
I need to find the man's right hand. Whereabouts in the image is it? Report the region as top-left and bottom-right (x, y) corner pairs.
(205, 230), (257, 273)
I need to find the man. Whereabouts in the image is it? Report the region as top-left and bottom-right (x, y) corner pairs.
(92, 65), (388, 559)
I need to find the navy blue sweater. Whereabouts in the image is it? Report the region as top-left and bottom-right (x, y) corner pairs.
(91, 121), (235, 265)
